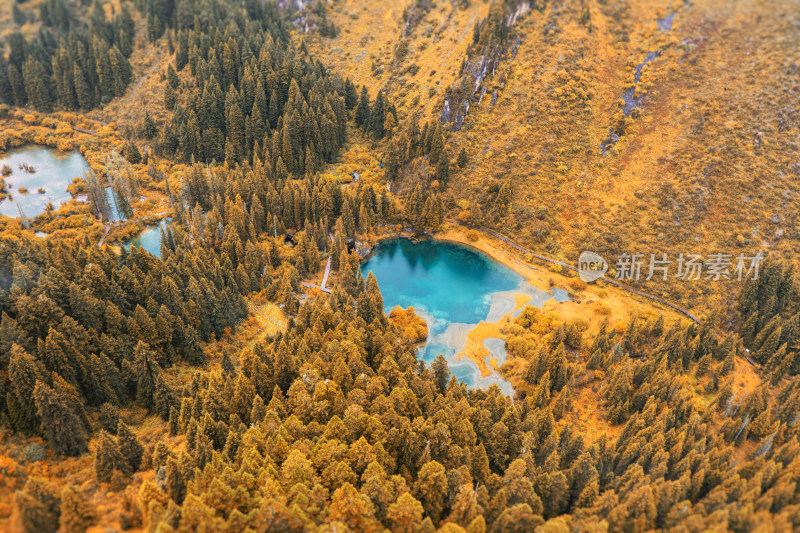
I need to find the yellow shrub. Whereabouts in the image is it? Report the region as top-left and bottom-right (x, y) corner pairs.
(389, 306), (428, 343)
(57, 139), (75, 152)
(466, 230), (480, 242)
(568, 278), (587, 291)
(595, 302), (612, 315)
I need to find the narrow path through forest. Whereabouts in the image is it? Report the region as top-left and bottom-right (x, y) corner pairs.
(302, 233), (335, 293)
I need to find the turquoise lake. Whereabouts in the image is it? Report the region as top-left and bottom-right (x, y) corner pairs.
(124, 219), (172, 258)
(361, 238), (568, 395)
(0, 146), (88, 218)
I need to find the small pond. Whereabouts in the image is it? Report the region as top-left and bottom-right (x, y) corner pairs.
(361, 238), (569, 396)
(124, 219), (172, 258)
(0, 146), (88, 218)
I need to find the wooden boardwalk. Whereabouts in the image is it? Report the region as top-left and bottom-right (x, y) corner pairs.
(97, 223), (115, 247)
(302, 233), (335, 294)
(302, 281), (331, 294)
(320, 254), (332, 290)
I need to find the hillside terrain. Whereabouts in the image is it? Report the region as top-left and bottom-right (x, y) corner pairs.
(308, 0), (800, 314)
(0, 0), (798, 532)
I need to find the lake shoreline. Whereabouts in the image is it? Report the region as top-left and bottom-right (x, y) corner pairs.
(362, 232), (570, 397)
(369, 225), (576, 297)
(354, 225), (684, 395)
(430, 229), (570, 390)
(361, 236), (529, 396)
(422, 225), (685, 391)
(433, 225), (574, 298)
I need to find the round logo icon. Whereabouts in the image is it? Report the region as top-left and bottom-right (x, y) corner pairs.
(578, 251), (608, 283)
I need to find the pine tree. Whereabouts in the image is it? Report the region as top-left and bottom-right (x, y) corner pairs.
(226, 101), (245, 161)
(344, 79), (358, 109)
(164, 82), (176, 109)
(117, 421), (144, 472)
(134, 341), (160, 409)
(387, 492), (426, 532)
(22, 58), (52, 112)
(457, 147), (469, 168)
(167, 64), (179, 88)
(757, 328), (783, 365)
(33, 381), (88, 456)
(268, 89), (281, 128)
(59, 486), (96, 533)
(250, 394), (267, 424)
(433, 354), (449, 394)
(8, 344), (45, 433)
(98, 403), (120, 434)
(94, 430), (129, 483)
(73, 64), (93, 110)
(13, 5), (26, 26)
(122, 142), (142, 164)
(355, 86), (370, 127)
(369, 90), (385, 137)
(141, 112), (158, 139)
(15, 478), (61, 533)
(436, 149), (451, 183)
(429, 123), (444, 164)
(366, 271), (384, 321)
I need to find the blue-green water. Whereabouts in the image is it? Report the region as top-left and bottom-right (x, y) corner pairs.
(361, 239), (568, 395)
(0, 146), (89, 218)
(124, 219), (172, 258)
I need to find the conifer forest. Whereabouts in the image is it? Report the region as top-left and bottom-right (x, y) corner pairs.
(0, 0), (799, 531)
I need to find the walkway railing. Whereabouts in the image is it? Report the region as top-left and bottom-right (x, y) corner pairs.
(302, 233), (336, 294)
(448, 219), (702, 324)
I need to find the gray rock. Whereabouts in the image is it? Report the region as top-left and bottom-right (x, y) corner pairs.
(22, 443), (46, 463)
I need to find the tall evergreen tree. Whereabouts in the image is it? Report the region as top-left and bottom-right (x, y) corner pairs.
(355, 86), (370, 128)
(33, 381), (88, 456)
(117, 421), (144, 472)
(94, 431), (129, 483)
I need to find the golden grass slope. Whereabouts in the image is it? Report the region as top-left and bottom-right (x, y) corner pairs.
(304, 0), (492, 121)
(453, 0), (800, 312)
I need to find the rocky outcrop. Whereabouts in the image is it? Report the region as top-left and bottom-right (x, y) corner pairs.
(440, 1), (532, 132)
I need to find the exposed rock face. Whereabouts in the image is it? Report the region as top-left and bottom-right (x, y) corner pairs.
(440, 1), (533, 132)
(354, 241), (373, 257)
(278, 0), (318, 32)
(402, 0), (433, 38)
(440, 98), (451, 124)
